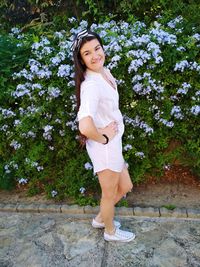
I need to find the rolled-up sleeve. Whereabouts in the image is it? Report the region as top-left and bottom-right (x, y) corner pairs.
(77, 81), (100, 121)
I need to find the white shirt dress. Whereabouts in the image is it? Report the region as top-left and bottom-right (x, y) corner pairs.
(77, 68), (125, 174)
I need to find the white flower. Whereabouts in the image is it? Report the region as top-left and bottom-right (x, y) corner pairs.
(84, 162), (93, 170)
(111, 55), (121, 61)
(55, 118), (62, 123)
(159, 119), (174, 128)
(14, 119), (21, 126)
(150, 28), (177, 45)
(44, 125), (53, 132)
(1, 108), (15, 118)
(54, 31), (64, 39)
(195, 91), (200, 96)
(12, 84), (31, 98)
(13, 164), (19, 169)
(37, 67), (52, 79)
(43, 125), (53, 140)
(50, 56), (61, 66)
(10, 27), (21, 34)
(192, 33), (200, 41)
(124, 144), (133, 151)
(21, 131), (36, 139)
(38, 90), (45, 96)
(128, 59), (144, 73)
(25, 158), (31, 163)
(167, 16), (183, 29)
(32, 83), (42, 90)
(191, 105), (200, 115)
(31, 162), (38, 167)
(68, 17), (77, 23)
(176, 46), (186, 52)
(59, 130), (65, 136)
(57, 64), (71, 78)
(125, 162), (129, 169)
(18, 178), (28, 185)
(135, 152), (145, 159)
(174, 60), (189, 72)
(171, 106), (184, 119)
(4, 165), (11, 173)
(48, 87), (61, 98)
(124, 115), (154, 135)
(79, 187), (86, 194)
(66, 121), (77, 131)
(0, 124), (9, 131)
(164, 164), (171, 170)
(51, 190), (58, 197)
(10, 140), (21, 150)
(37, 166), (44, 171)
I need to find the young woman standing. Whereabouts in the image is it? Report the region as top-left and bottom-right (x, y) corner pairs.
(72, 29), (135, 242)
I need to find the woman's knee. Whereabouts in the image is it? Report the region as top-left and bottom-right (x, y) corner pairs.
(127, 182), (133, 192)
(120, 182), (133, 195)
(98, 169), (120, 199)
(118, 167), (133, 194)
(101, 184), (118, 200)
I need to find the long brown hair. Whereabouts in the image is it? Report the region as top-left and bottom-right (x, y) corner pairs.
(73, 30), (103, 146)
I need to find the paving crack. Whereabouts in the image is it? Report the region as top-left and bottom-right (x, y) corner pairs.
(100, 241), (108, 267)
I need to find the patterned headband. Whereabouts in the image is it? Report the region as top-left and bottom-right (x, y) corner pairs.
(71, 29), (95, 52)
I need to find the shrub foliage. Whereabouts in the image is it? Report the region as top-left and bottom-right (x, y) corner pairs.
(0, 16), (199, 204)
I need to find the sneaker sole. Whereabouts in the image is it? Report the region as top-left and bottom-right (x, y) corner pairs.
(92, 223), (104, 229)
(104, 233), (136, 242)
(92, 220), (121, 229)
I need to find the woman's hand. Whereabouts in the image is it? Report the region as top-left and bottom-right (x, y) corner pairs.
(98, 121), (118, 141)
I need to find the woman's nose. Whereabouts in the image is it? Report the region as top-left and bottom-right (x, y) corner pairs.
(92, 51), (99, 59)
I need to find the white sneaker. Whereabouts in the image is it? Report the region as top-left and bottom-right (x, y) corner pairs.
(92, 218), (121, 229)
(104, 228), (135, 242)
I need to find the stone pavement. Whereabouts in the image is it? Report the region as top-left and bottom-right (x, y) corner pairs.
(0, 206), (200, 267)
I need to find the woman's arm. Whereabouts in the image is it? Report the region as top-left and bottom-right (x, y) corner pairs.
(79, 116), (117, 144)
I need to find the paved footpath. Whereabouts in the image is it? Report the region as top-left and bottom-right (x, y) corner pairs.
(0, 210), (200, 267)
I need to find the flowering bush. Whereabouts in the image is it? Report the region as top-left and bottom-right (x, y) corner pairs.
(0, 16), (199, 203)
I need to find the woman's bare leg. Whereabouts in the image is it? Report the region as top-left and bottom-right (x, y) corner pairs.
(97, 169), (120, 234)
(113, 166), (133, 204)
(95, 166), (133, 223)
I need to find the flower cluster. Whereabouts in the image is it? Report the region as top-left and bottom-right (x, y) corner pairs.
(124, 115), (154, 136)
(43, 125), (53, 141)
(18, 178), (28, 185)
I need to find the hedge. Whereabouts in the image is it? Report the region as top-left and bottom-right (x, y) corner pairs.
(0, 15), (199, 204)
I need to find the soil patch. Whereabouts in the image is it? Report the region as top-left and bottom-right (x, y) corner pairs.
(0, 165), (200, 209)
(127, 165), (200, 209)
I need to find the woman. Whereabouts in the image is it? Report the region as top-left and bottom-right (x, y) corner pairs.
(72, 29), (135, 242)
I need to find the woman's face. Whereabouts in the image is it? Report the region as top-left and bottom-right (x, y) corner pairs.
(79, 38), (105, 72)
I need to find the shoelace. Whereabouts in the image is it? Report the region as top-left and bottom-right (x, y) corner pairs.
(115, 229), (131, 238)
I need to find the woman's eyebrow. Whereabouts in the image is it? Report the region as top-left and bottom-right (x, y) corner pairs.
(82, 44), (101, 55)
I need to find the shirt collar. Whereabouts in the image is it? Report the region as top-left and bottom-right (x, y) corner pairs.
(85, 68), (104, 77)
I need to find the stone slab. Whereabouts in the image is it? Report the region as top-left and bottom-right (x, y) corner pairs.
(17, 203), (39, 212)
(38, 203), (61, 213)
(61, 204), (84, 214)
(115, 207), (134, 216)
(0, 203), (6, 210)
(84, 205), (99, 214)
(1, 203), (17, 212)
(134, 207), (159, 217)
(187, 208), (200, 219)
(160, 207), (187, 218)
